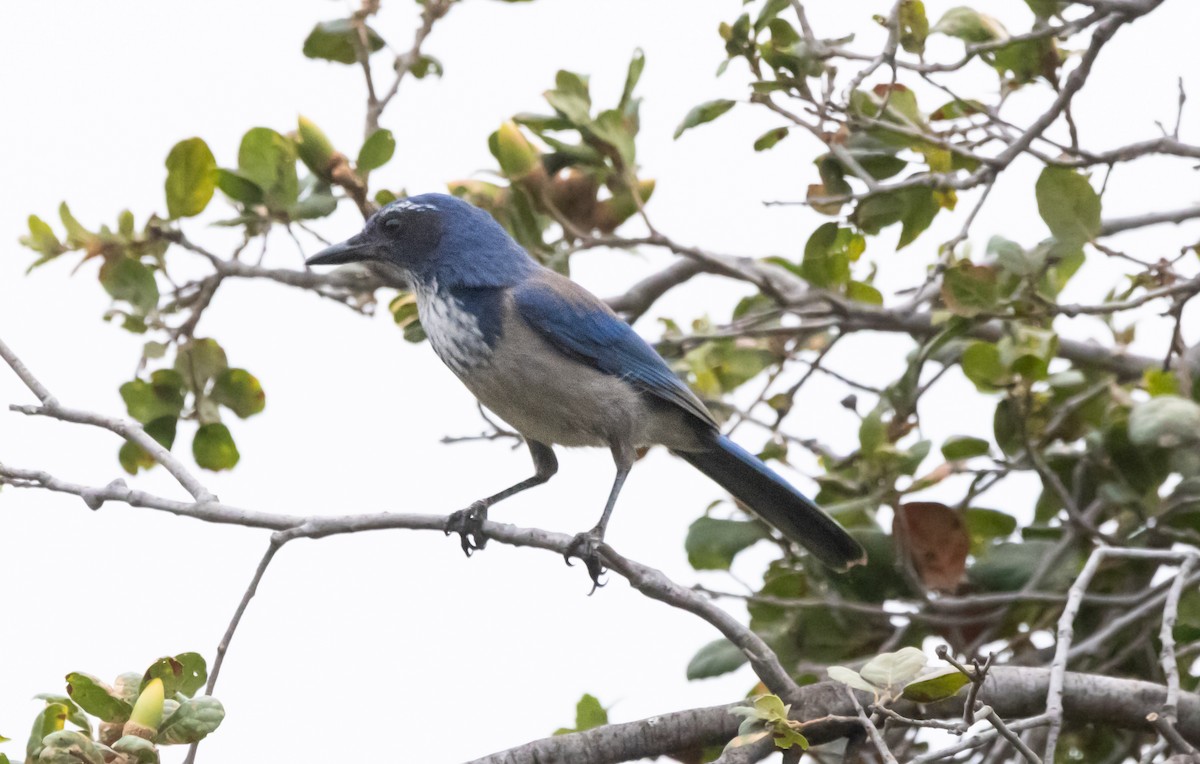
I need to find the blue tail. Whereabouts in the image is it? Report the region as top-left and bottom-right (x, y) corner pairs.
(676, 434), (866, 570)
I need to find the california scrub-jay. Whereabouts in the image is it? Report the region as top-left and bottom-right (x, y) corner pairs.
(309, 194), (865, 583)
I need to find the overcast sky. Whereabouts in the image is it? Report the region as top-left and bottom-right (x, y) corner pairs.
(1, 1), (1197, 762)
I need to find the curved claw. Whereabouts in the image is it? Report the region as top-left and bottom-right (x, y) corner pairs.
(444, 500), (490, 557)
(564, 528), (608, 594)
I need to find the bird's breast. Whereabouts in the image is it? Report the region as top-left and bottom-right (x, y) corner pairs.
(414, 285), (495, 376)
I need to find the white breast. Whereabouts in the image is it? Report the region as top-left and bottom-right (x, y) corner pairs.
(414, 283), (491, 376)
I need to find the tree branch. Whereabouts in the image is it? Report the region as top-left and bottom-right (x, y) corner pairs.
(0, 461), (799, 702)
(468, 668), (1200, 764)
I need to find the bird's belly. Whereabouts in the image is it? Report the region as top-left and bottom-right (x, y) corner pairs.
(458, 349), (643, 448)
(417, 285), (704, 450)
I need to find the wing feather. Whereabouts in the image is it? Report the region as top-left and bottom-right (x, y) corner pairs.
(511, 272), (716, 427)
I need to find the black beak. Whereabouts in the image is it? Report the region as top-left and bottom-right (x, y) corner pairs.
(307, 232), (381, 266)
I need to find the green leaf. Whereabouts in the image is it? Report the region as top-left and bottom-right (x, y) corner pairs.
(969, 540), (1062, 591)
(155, 696), (224, 745)
(27, 703), (67, 760)
(846, 280), (883, 305)
(120, 371), (186, 424)
(1000, 325), (1057, 381)
(36, 731), (104, 764)
(554, 694), (608, 735)
(174, 653), (208, 697)
(754, 0), (790, 32)
(800, 223), (864, 289)
(302, 19), (385, 65)
(544, 70), (592, 124)
(859, 647), (927, 690)
(31, 695), (90, 736)
(193, 423), (239, 471)
(960, 341), (1007, 389)
(620, 48), (645, 109)
(941, 435), (990, 460)
(99, 257), (159, 314)
(66, 673), (133, 723)
(59, 203), (95, 249)
(858, 406), (886, 454)
(574, 694), (607, 732)
(827, 666), (879, 694)
(237, 127), (299, 210)
(964, 508), (1017, 542)
(753, 127), (790, 151)
(215, 169), (264, 206)
(687, 638), (749, 680)
(989, 235), (1040, 277)
(164, 138), (217, 219)
(932, 7), (1007, 42)
(410, 53), (443, 79)
(674, 99), (736, 140)
(929, 99), (986, 121)
(852, 185), (938, 248)
(141, 657), (185, 697)
(685, 516), (768, 570)
(1144, 369), (1181, 397)
(290, 187), (338, 220)
(211, 369), (266, 418)
(590, 109), (636, 165)
(112, 736), (159, 764)
(898, 0), (929, 54)
(174, 338), (229, 392)
(901, 667), (971, 703)
(20, 214), (65, 260)
(1128, 396), (1200, 449)
(992, 36), (1060, 85)
(941, 262), (998, 317)
(1035, 167), (1100, 245)
(119, 417), (177, 475)
(357, 129), (396, 173)
(389, 292), (426, 343)
(101, 674), (139, 708)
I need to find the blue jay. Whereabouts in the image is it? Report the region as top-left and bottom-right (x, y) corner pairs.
(309, 194), (865, 584)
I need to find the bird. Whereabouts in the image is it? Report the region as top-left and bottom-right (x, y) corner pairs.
(308, 193), (866, 585)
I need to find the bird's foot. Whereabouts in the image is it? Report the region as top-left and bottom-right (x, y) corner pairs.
(445, 500), (489, 556)
(563, 527), (608, 594)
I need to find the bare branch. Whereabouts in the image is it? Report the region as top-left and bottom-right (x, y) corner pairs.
(1099, 204), (1200, 237)
(365, 0), (452, 135)
(0, 339), (215, 504)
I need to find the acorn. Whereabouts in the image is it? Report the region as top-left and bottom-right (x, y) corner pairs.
(491, 121), (547, 189)
(123, 678), (164, 741)
(592, 178), (655, 233)
(547, 169), (599, 227)
(295, 116), (337, 179)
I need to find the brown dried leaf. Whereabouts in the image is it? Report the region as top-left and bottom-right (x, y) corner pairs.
(893, 501), (969, 592)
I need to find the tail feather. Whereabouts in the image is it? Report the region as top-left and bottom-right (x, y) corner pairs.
(676, 434), (866, 570)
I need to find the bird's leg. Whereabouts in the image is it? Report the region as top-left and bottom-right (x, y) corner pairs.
(565, 442), (635, 592)
(446, 440), (557, 556)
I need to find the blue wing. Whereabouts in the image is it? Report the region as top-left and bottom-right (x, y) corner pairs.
(512, 270), (716, 427)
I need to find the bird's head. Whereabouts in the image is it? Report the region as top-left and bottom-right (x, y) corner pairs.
(307, 193), (534, 288)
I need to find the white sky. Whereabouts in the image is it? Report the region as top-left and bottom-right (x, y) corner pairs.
(1, 1), (1197, 762)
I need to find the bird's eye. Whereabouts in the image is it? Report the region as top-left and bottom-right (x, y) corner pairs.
(384, 217), (404, 232)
